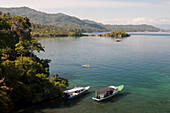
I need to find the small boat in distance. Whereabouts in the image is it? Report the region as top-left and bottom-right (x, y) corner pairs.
(113, 39), (122, 42)
(63, 86), (90, 99)
(92, 85), (124, 101)
(82, 65), (90, 68)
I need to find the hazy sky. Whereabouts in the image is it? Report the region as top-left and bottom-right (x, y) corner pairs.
(1, 0), (170, 26)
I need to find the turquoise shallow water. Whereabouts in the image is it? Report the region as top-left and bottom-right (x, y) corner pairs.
(25, 33), (170, 113)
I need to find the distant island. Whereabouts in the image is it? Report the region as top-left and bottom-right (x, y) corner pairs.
(0, 6), (161, 32)
(95, 31), (131, 38)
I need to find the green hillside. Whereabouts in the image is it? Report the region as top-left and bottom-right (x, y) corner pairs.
(0, 6), (107, 32)
(0, 6), (161, 32)
(104, 24), (160, 32)
(83, 19), (160, 32)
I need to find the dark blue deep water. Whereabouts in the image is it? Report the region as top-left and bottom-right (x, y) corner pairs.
(25, 32), (170, 113)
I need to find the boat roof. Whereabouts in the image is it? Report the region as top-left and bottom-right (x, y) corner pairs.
(96, 86), (117, 93)
(96, 87), (114, 93)
(63, 87), (84, 93)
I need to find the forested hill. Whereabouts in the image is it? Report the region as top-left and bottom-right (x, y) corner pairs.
(0, 6), (161, 32)
(0, 6), (107, 32)
(83, 19), (161, 32)
(104, 24), (161, 32)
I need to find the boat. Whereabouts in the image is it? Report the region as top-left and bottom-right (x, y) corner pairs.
(92, 85), (124, 101)
(63, 86), (90, 99)
(82, 65), (90, 68)
(113, 39), (122, 42)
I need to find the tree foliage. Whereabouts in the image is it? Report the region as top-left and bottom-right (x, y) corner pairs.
(31, 23), (87, 37)
(105, 31), (131, 37)
(0, 12), (68, 113)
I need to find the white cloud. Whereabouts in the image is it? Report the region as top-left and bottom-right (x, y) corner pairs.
(97, 17), (170, 25)
(1, 0), (170, 26)
(0, 0), (149, 9)
(165, 1), (170, 4)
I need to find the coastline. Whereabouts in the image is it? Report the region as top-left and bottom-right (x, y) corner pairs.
(16, 96), (63, 113)
(33, 31), (170, 38)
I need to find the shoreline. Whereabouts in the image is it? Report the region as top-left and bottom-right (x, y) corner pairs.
(34, 31), (170, 38)
(14, 96), (63, 113)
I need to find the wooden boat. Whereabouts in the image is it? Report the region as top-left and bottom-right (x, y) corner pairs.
(92, 85), (124, 101)
(82, 65), (90, 68)
(63, 86), (90, 99)
(113, 39), (122, 42)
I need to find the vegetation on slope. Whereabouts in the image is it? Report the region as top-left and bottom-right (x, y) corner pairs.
(83, 19), (160, 32)
(0, 7), (107, 32)
(99, 31), (131, 37)
(31, 24), (87, 37)
(104, 24), (161, 32)
(0, 12), (68, 113)
(0, 7), (161, 32)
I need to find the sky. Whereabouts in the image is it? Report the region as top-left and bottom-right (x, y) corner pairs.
(1, 0), (170, 29)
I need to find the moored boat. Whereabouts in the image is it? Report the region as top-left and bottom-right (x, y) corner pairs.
(63, 86), (90, 99)
(113, 39), (122, 42)
(92, 85), (124, 101)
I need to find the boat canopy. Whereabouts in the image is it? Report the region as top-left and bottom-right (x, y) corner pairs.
(96, 87), (114, 93)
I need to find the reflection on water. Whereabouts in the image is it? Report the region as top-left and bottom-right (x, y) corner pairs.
(24, 33), (170, 113)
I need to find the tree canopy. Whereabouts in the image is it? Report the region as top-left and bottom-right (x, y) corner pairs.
(31, 23), (87, 37)
(0, 12), (68, 113)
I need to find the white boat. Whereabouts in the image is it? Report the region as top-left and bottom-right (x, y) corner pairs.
(63, 86), (90, 99)
(92, 85), (124, 101)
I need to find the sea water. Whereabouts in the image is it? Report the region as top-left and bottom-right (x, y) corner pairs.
(25, 32), (170, 113)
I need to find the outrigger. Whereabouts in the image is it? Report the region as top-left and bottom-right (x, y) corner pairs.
(92, 85), (124, 101)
